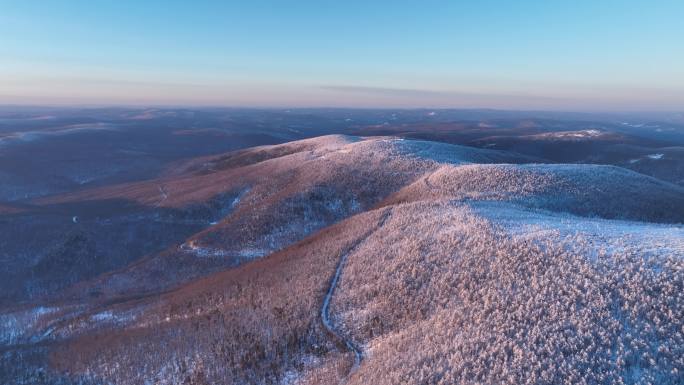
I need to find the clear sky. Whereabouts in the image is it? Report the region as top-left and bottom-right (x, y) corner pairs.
(1, 0), (683, 110)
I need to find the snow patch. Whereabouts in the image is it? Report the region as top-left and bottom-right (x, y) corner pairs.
(535, 129), (604, 140)
(180, 241), (268, 260)
(90, 310), (136, 325)
(471, 201), (684, 265)
(0, 306), (60, 345)
(91, 311), (115, 322)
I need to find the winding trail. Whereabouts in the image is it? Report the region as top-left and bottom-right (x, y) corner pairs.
(320, 208), (392, 380)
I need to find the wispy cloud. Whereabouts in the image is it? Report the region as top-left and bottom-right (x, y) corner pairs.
(318, 84), (684, 111)
(320, 85), (451, 98)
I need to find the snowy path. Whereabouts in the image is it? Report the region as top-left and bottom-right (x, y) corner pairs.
(320, 208), (392, 381)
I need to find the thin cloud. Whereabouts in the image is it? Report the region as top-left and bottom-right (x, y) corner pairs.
(320, 85), (451, 98)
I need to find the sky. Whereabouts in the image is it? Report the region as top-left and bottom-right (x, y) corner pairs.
(1, 0), (683, 110)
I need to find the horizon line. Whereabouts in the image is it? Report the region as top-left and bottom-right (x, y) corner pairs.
(0, 103), (681, 116)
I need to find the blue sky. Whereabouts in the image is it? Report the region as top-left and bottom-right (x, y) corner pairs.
(1, 0), (682, 110)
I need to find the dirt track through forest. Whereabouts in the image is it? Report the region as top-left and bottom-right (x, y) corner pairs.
(320, 208), (392, 381)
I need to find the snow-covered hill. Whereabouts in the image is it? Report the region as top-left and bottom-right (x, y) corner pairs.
(1, 134), (682, 385)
